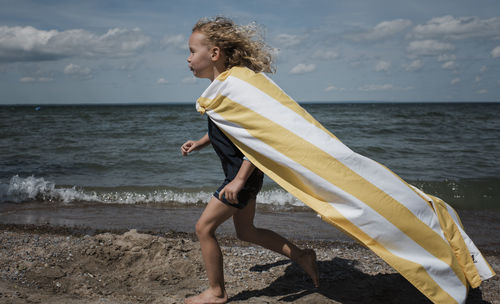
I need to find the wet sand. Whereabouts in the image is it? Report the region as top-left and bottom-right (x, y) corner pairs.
(0, 202), (355, 243)
(1, 202), (499, 250)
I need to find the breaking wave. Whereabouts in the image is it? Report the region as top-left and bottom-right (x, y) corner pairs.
(0, 175), (303, 208)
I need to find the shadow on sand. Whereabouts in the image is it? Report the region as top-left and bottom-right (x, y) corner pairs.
(229, 257), (488, 304)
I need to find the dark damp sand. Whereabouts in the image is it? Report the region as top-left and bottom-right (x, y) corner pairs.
(0, 202), (499, 303)
(0, 202), (353, 243)
(1, 202), (500, 251)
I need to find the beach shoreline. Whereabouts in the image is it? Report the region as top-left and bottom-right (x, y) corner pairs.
(1, 202), (499, 250)
(1, 221), (499, 303)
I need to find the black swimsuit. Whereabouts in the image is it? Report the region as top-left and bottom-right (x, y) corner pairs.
(208, 117), (263, 209)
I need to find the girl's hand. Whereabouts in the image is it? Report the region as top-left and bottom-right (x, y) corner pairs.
(181, 133), (210, 156)
(219, 178), (245, 204)
(181, 140), (199, 156)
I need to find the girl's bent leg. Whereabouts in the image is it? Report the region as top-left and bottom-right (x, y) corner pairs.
(233, 199), (319, 287)
(185, 197), (236, 304)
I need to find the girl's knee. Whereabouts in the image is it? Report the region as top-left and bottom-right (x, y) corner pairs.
(195, 219), (217, 240)
(195, 220), (210, 238)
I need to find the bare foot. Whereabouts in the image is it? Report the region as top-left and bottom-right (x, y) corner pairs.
(298, 249), (320, 288)
(184, 288), (228, 304)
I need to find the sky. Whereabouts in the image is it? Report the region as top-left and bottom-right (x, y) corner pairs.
(1, 0), (499, 104)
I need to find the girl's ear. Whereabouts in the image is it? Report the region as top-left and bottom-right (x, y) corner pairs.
(210, 46), (221, 61)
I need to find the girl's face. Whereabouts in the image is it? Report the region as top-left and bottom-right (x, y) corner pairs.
(187, 32), (216, 80)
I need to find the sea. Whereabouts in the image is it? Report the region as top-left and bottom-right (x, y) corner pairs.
(1, 103), (499, 243)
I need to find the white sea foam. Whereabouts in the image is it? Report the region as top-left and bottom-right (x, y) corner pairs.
(0, 175), (303, 208)
(0, 175), (100, 203)
(257, 189), (303, 207)
(97, 190), (213, 205)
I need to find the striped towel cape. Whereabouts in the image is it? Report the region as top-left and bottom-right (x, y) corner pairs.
(196, 66), (495, 304)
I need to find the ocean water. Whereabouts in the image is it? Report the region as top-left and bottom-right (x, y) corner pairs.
(1, 103), (499, 210)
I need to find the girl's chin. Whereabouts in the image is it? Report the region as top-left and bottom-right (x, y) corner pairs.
(192, 72), (209, 79)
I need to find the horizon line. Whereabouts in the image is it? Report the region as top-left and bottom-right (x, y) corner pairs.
(1, 100), (500, 106)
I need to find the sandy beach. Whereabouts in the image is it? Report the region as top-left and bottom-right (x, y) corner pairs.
(0, 223), (498, 304)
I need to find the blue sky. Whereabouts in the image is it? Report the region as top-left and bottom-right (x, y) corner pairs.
(1, 0), (499, 104)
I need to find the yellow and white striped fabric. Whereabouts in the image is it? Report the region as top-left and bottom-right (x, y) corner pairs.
(196, 66), (495, 304)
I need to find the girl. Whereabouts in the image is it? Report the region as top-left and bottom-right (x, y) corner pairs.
(181, 17), (319, 304)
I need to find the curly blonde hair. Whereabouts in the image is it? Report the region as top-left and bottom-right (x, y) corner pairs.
(192, 17), (275, 74)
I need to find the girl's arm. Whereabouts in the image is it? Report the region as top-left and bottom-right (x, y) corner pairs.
(219, 159), (255, 204)
(181, 133), (210, 156)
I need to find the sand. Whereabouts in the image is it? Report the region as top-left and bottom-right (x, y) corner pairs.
(0, 224), (498, 304)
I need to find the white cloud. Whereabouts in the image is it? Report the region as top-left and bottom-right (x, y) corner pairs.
(64, 63), (91, 76)
(491, 46), (500, 58)
(0, 25), (151, 62)
(437, 54), (456, 62)
(405, 59), (423, 71)
(411, 15), (500, 40)
(64, 63), (92, 80)
(358, 84), (393, 91)
(161, 34), (187, 50)
(289, 63), (316, 74)
(375, 60), (391, 72)
(451, 78), (460, 85)
(407, 40), (455, 56)
(347, 19), (412, 41)
(477, 89), (488, 94)
(441, 61), (457, 70)
(475, 76), (481, 82)
(156, 78), (169, 85)
(275, 34), (304, 48)
(312, 49), (339, 60)
(19, 76), (53, 83)
(324, 85), (345, 92)
(480, 65), (487, 73)
(19, 77), (35, 83)
(181, 76), (197, 84)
